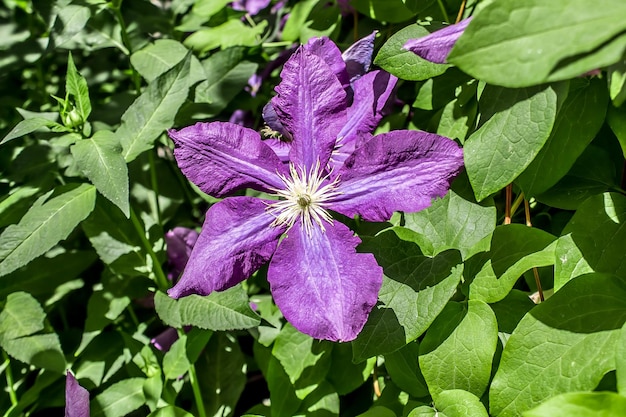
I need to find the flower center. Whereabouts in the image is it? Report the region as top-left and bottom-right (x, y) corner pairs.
(268, 161), (340, 235)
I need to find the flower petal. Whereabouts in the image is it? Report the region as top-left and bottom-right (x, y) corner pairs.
(65, 372), (89, 417)
(165, 227), (199, 280)
(168, 197), (285, 298)
(169, 122), (286, 197)
(305, 36), (350, 87)
(331, 70), (398, 169)
(264, 138), (291, 163)
(403, 18), (472, 64)
(341, 31), (376, 81)
(262, 102), (290, 140)
(272, 47), (347, 170)
(268, 220), (382, 342)
(332, 130), (464, 222)
(150, 327), (179, 352)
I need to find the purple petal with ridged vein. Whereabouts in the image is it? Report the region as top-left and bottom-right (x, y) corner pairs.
(168, 197), (285, 298)
(65, 373), (89, 417)
(264, 138), (291, 163)
(272, 47), (347, 170)
(305, 37), (350, 87)
(268, 220), (382, 342)
(332, 130), (464, 222)
(166, 227), (199, 280)
(331, 70), (398, 169)
(169, 122), (286, 197)
(342, 31), (376, 81)
(403, 18), (472, 64)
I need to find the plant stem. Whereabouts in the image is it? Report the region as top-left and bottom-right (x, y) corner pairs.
(455, 0), (467, 23)
(2, 351), (18, 406)
(504, 184), (512, 225)
(436, 0), (451, 22)
(130, 207), (169, 292)
(179, 329), (207, 417)
(510, 191), (525, 220)
(110, 0), (142, 93)
(524, 198), (545, 302)
(148, 150), (162, 227)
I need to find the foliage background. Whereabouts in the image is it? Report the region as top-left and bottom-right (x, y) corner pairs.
(1, 0), (626, 416)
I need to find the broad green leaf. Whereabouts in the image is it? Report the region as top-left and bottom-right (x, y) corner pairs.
(420, 301), (497, 399)
(195, 47), (258, 114)
(560, 192), (626, 278)
(1, 118), (64, 144)
(384, 340), (429, 398)
(516, 78), (608, 196)
(469, 225), (557, 303)
(402, 185), (496, 259)
(183, 19), (267, 53)
(0, 183), (96, 276)
(326, 342), (375, 395)
(54, 4), (91, 47)
(408, 389), (489, 417)
(272, 323), (332, 398)
(553, 234), (593, 292)
(352, 0), (418, 23)
(196, 332), (246, 417)
(296, 381), (340, 416)
(130, 39), (205, 84)
(0, 186), (42, 228)
(374, 24), (450, 81)
(0, 292), (65, 373)
(618, 322), (626, 395)
(607, 104), (626, 159)
(117, 53), (191, 162)
(66, 52), (91, 121)
(5, 371), (62, 417)
(465, 83), (562, 201)
(357, 406), (397, 417)
(266, 354), (301, 417)
(74, 331), (128, 386)
(536, 146), (620, 210)
(163, 334), (190, 380)
(92, 377), (146, 417)
(353, 231), (463, 361)
(608, 61), (626, 106)
(490, 290), (535, 335)
(154, 286), (261, 331)
(432, 96), (478, 142)
(147, 406), (194, 417)
(281, 0), (340, 42)
(281, 0), (317, 42)
(448, 0), (626, 87)
(523, 392), (626, 417)
(490, 273), (626, 417)
(71, 130), (129, 217)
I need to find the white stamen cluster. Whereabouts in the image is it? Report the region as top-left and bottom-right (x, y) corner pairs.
(268, 161), (340, 235)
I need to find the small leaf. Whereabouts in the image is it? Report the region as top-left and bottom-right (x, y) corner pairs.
(523, 391), (626, 417)
(351, 0), (418, 23)
(163, 335), (190, 380)
(384, 341), (429, 398)
(71, 130), (129, 217)
(154, 286), (261, 331)
(1, 118), (63, 144)
(183, 19), (267, 53)
(147, 406), (194, 417)
(130, 39), (205, 84)
(92, 378), (146, 417)
(0, 183), (96, 276)
(374, 24), (450, 81)
(117, 53), (191, 162)
(432, 389), (489, 417)
(66, 52), (92, 121)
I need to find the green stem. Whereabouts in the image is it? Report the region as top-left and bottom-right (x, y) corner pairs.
(2, 351), (18, 406)
(436, 0), (451, 22)
(179, 329), (207, 417)
(262, 41), (294, 48)
(148, 150), (162, 227)
(111, 1), (142, 93)
(130, 207), (169, 292)
(510, 192), (525, 219)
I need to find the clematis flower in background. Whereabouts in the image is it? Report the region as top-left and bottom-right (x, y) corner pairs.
(165, 227), (199, 281)
(230, 0), (271, 15)
(65, 372), (89, 417)
(404, 18), (472, 64)
(168, 37), (464, 342)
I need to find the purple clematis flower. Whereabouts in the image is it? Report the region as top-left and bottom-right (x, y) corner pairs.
(404, 18), (472, 64)
(65, 372), (89, 417)
(230, 0), (271, 15)
(168, 37), (464, 342)
(165, 227), (199, 281)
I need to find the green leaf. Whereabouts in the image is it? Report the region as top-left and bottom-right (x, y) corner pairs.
(351, 0), (418, 23)
(490, 273), (626, 417)
(374, 24), (450, 81)
(130, 39), (205, 84)
(465, 83), (563, 201)
(296, 381), (340, 416)
(384, 341), (429, 398)
(523, 392), (626, 417)
(66, 52), (91, 121)
(196, 332), (247, 417)
(608, 61), (626, 106)
(54, 4), (91, 47)
(402, 185), (497, 259)
(281, 0), (340, 42)
(281, 0), (318, 42)
(560, 192), (626, 278)
(553, 234), (593, 291)
(516, 78), (608, 196)
(326, 343), (375, 395)
(358, 406), (397, 417)
(265, 354), (301, 417)
(353, 231), (463, 361)
(71, 130), (129, 217)
(0, 292), (66, 373)
(0, 183), (96, 276)
(194, 47), (258, 114)
(117, 53), (191, 162)
(92, 377), (147, 417)
(147, 406), (194, 417)
(154, 286), (261, 331)
(448, 0), (626, 87)
(469, 225), (557, 303)
(163, 334), (190, 380)
(183, 19), (267, 53)
(1, 118), (63, 144)
(617, 322), (626, 395)
(420, 301), (497, 399)
(408, 389), (489, 417)
(272, 323), (332, 398)
(607, 104), (626, 159)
